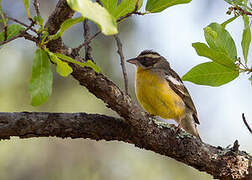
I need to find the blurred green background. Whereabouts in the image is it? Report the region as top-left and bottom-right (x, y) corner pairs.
(0, 0), (251, 179)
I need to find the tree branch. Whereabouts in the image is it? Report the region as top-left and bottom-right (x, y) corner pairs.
(33, 0), (41, 17)
(0, 22), (37, 46)
(83, 19), (94, 61)
(242, 113), (252, 134)
(0, 112), (132, 141)
(114, 34), (129, 95)
(4, 15), (37, 33)
(73, 30), (101, 54)
(0, 111), (251, 180)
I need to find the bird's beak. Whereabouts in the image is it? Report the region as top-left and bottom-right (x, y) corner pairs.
(127, 58), (138, 65)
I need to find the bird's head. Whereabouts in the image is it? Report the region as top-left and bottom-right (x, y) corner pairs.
(127, 50), (170, 70)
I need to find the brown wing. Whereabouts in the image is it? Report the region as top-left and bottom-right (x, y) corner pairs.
(164, 68), (200, 124)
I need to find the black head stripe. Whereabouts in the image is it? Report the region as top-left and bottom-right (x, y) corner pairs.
(137, 50), (161, 67)
(139, 50), (160, 56)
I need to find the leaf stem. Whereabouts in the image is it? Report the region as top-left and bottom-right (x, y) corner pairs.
(221, 15), (239, 28)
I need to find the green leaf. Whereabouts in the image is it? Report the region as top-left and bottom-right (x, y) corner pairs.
(67, 0), (118, 35)
(100, 0), (143, 19)
(249, 75), (252, 85)
(192, 42), (236, 68)
(22, 0), (31, 18)
(224, 0), (244, 6)
(146, 0), (192, 13)
(0, 24), (25, 42)
(204, 23), (237, 62)
(100, 0), (117, 14)
(0, 17), (8, 24)
(29, 48), (53, 106)
(34, 15), (44, 27)
(182, 62), (239, 86)
(48, 52), (73, 77)
(56, 61), (73, 77)
(54, 53), (86, 67)
(84, 60), (101, 73)
(241, 15), (251, 64)
(55, 53), (100, 73)
(112, 0), (143, 19)
(48, 17), (84, 41)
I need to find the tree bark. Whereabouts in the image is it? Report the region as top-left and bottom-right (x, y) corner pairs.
(0, 112), (251, 180)
(2, 0), (251, 179)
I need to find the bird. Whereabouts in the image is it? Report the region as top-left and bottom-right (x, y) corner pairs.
(127, 50), (201, 141)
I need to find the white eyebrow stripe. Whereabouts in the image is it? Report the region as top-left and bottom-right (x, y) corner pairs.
(138, 54), (161, 59)
(165, 75), (183, 86)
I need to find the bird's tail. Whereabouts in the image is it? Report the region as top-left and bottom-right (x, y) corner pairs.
(181, 114), (202, 142)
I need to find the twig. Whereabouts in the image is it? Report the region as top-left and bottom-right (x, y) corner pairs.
(23, 32), (39, 44)
(4, 25), (7, 41)
(242, 113), (252, 134)
(4, 15), (37, 33)
(116, 0), (147, 23)
(0, 22), (37, 46)
(114, 34), (128, 95)
(231, 140), (240, 152)
(96, 0), (102, 6)
(83, 19), (94, 61)
(231, 6), (252, 16)
(73, 30), (101, 53)
(33, 0), (41, 17)
(117, 3), (139, 22)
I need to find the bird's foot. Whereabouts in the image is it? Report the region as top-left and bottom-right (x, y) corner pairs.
(174, 123), (182, 134)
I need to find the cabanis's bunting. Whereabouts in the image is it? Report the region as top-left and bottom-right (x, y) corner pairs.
(127, 50), (201, 141)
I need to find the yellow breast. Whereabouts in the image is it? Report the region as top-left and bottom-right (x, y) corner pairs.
(136, 67), (185, 120)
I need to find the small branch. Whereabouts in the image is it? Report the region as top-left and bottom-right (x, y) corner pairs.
(96, 0), (102, 6)
(231, 140), (240, 152)
(0, 22), (37, 46)
(73, 30), (101, 54)
(242, 113), (252, 134)
(114, 34), (129, 95)
(4, 25), (7, 41)
(117, 3), (139, 22)
(83, 19), (94, 61)
(116, 0), (147, 23)
(33, 0), (41, 17)
(134, 12), (147, 16)
(229, 6), (252, 16)
(4, 15), (37, 33)
(23, 32), (40, 44)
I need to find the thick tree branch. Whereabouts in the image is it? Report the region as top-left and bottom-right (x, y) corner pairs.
(0, 111), (251, 180)
(0, 112), (133, 141)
